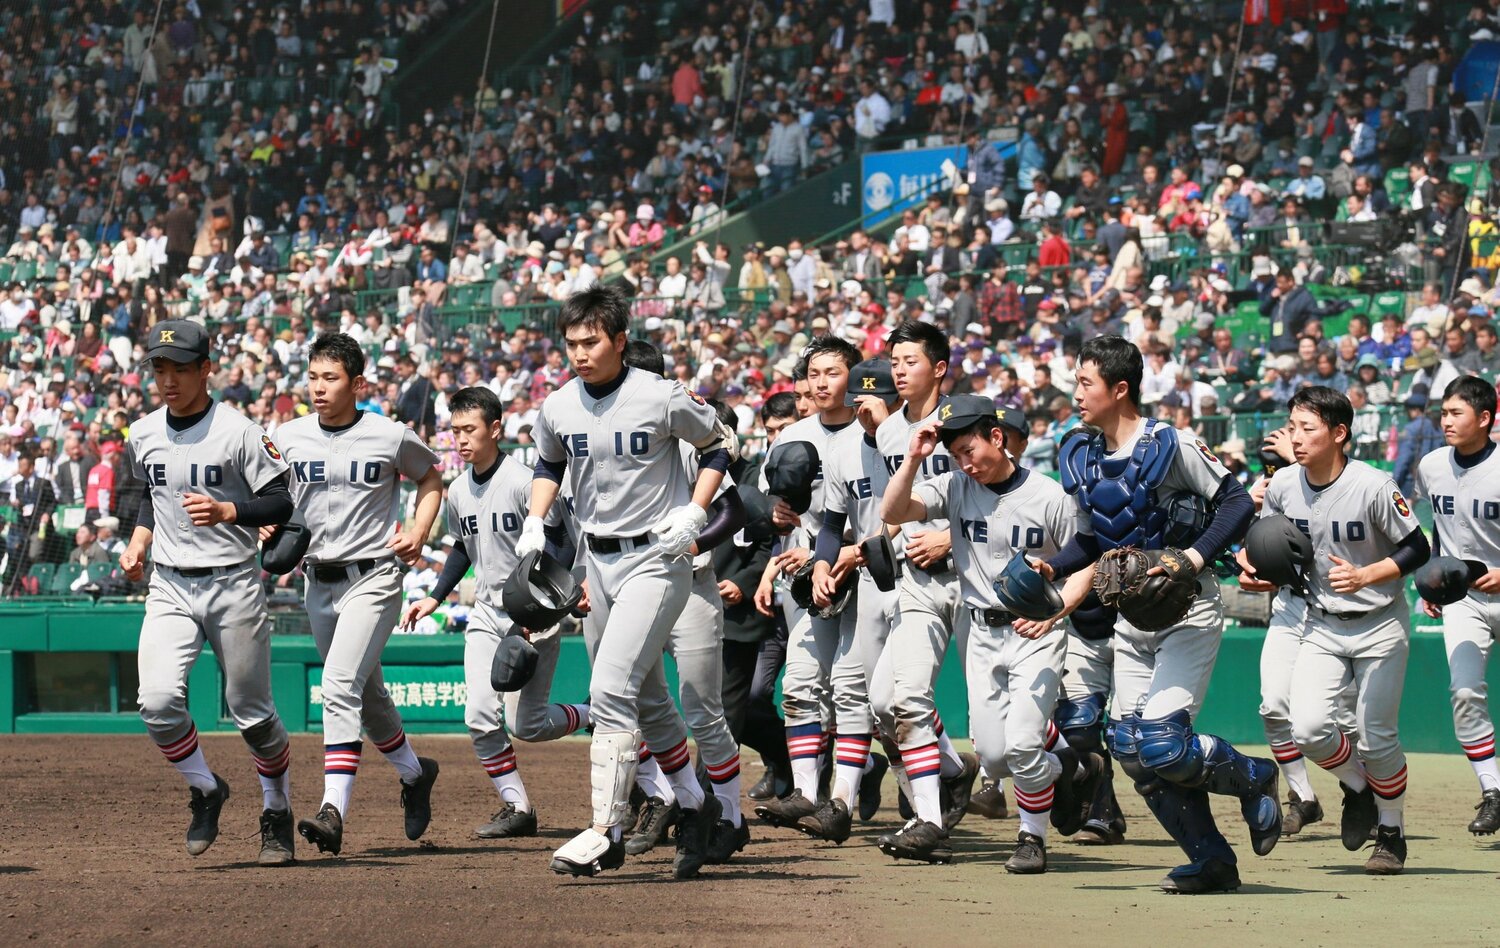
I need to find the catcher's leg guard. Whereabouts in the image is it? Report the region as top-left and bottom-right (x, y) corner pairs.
(1057, 693), (1107, 754)
(1135, 710), (1204, 784)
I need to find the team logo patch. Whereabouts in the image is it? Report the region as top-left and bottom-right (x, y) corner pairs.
(1393, 490), (1411, 518)
(158, 329), (175, 343)
(940, 403), (954, 420)
(262, 435), (282, 461)
(1195, 440), (1220, 465)
(684, 387), (706, 406)
(862, 376), (877, 390)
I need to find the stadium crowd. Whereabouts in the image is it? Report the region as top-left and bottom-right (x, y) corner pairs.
(3, 0), (1500, 601)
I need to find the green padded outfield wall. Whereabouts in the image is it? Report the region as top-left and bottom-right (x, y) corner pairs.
(0, 602), (1484, 753)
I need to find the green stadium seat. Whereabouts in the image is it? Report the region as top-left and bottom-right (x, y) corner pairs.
(1384, 167), (1410, 202)
(25, 562), (55, 590)
(12, 259), (36, 284)
(48, 563), (83, 595)
(84, 562), (114, 585)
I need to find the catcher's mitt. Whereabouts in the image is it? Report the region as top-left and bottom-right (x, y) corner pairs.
(1092, 546), (1198, 632)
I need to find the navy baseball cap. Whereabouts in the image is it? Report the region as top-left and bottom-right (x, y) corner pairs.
(845, 359), (897, 404)
(997, 407), (1027, 436)
(936, 394), (1001, 431)
(145, 319), (210, 363)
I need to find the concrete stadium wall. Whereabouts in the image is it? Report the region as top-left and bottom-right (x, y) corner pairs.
(0, 603), (1484, 753)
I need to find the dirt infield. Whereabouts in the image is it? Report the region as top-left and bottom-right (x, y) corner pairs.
(1, 735), (1499, 947)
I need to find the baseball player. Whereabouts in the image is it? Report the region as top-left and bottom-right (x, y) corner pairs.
(881, 395), (1104, 871)
(403, 386), (589, 840)
(1240, 385), (1429, 874)
(1417, 376), (1500, 834)
(522, 285), (738, 880)
(121, 319), (298, 865)
(271, 333), (443, 856)
(798, 357), (903, 843)
(752, 336), (871, 831)
(868, 320), (981, 863)
(1036, 335), (1277, 895)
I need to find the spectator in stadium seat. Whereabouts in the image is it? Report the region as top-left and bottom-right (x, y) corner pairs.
(1262, 269), (1318, 353)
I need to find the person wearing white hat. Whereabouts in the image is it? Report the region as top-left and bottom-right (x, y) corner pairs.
(1286, 156), (1326, 201)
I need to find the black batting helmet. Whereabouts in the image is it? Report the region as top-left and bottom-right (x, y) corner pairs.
(1242, 515), (1314, 595)
(502, 550), (583, 629)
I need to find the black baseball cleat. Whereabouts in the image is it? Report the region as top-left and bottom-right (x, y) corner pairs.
(796, 798), (853, 844)
(476, 802), (539, 839)
(1051, 749), (1104, 837)
(1364, 824), (1407, 874)
(257, 807), (296, 866)
(1469, 788), (1500, 835)
(747, 760), (789, 802)
(1339, 782), (1379, 852)
(185, 774), (230, 856)
(672, 793), (723, 879)
(941, 753), (981, 831)
(1160, 857), (1241, 894)
(876, 818), (953, 864)
(298, 803), (345, 856)
(967, 781), (1009, 820)
(858, 753), (888, 822)
(551, 828), (626, 877)
(1283, 790), (1324, 836)
(754, 788), (819, 828)
(706, 818), (750, 864)
(621, 784), (649, 836)
(1004, 831), (1048, 874)
(400, 757), (440, 841)
(624, 796), (679, 855)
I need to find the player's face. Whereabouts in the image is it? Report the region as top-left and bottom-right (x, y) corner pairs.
(450, 408), (501, 464)
(890, 342), (944, 401)
(564, 323), (625, 383)
(1073, 360), (1120, 425)
(763, 413), (795, 444)
(151, 357), (210, 412)
(793, 379), (815, 418)
(1287, 406), (1347, 465)
(805, 353), (850, 411)
(947, 427), (1010, 483)
(1003, 428), (1027, 458)
(307, 356), (361, 419)
(1441, 396), (1493, 450)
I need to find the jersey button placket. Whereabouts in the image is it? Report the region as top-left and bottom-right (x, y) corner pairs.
(594, 407), (609, 500)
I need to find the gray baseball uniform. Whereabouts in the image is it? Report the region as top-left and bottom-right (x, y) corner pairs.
(531, 367), (731, 828)
(1072, 425), (1230, 722)
(445, 453), (575, 760)
(1267, 460), (1418, 803)
(130, 402), (292, 778)
(1417, 444), (1500, 766)
(278, 412), (436, 750)
(916, 467), (1073, 804)
(869, 402), (969, 765)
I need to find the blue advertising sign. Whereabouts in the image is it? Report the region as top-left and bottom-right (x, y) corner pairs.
(860, 145), (968, 226)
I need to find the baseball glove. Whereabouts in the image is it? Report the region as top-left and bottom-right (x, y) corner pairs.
(1092, 546), (1198, 632)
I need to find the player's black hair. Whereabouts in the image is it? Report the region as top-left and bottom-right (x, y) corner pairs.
(887, 319), (950, 371)
(1443, 375), (1497, 431)
(307, 332), (366, 380)
(623, 339), (666, 376)
(936, 415), (1002, 450)
(802, 333), (861, 369)
(707, 397), (737, 431)
(448, 385), (505, 426)
(1287, 385), (1353, 442)
(762, 391), (798, 421)
(558, 283), (630, 339)
(1078, 334), (1143, 407)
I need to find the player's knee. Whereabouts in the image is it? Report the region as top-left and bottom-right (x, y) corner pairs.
(239, 717), (287, 758)
(1290, 714), (1336, 755)
(1452, 684), (1487, 710)
(1136, 710), (1204, 784)
(319, 677), (360, 714)
(136, 687), (186, 727)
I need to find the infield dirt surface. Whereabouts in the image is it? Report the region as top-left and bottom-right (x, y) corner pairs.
(1, 735), (1497, 946)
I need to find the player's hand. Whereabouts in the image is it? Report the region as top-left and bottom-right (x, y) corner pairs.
(905, 528), (951, 568)
(182, 492), (234, 526)
(1235, 549), (1279, 592)
(654, 504), (708, 557)
(515, 515), (546, 558)
(258, 524), (277, 543)
(401, 596), (439, 631)
(1421, 599), (1443, 619)
(1012, 616), (1056, 639)
(773, 546), (811, 575)
(754, 575), (777, 616)
(1262, 427), (1295, 465)
(386, 522), (423, 566)
(1327, 555), (1368, 594)
(1030, 557), (1056, 582)
(1146, 547), (1205, 576)
(1474, 568), (1500, 594)
(770, 498), (800, 532)
(830, 543), (861, 584)
(853, 394), (891, 433)
(577, 579), (590, 613)
(1248, 476), (1269, 509)
(811, 559), (838, 608)
(718, 579), (743, 605)
(120, 544), (147, 582)
(906, 421), (941, 462)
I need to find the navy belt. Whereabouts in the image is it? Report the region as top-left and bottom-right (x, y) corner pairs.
(586, 532), (652, 554)
(1309, 603), (1374, 622)
(970, 606), (1016, 627)
(907, 555), (952, 575)
(310, 558), (381, 583)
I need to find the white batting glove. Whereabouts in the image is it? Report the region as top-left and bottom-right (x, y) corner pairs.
(516, 515), (547, 558)
(653, 504), (708, 557)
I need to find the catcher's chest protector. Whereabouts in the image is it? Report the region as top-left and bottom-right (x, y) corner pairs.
(1061, 419), (1177, 552)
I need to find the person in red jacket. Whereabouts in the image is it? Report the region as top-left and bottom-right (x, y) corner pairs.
(1038, 221), (1072, 268)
